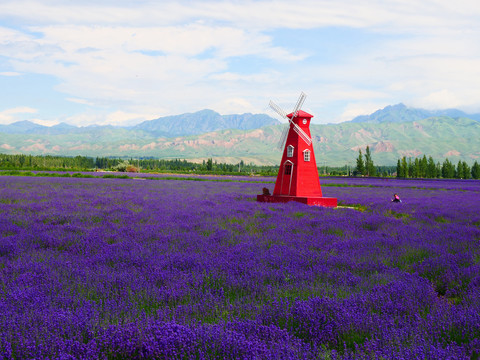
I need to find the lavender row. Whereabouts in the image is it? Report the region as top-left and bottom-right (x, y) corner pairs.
(0, 176), (479, 358)
(321, 176), (480, 192)
(5, 169), (480, 191)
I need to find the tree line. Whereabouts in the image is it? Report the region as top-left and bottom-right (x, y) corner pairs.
(355, 146), (378, 176)
(4, 152), (478, 179)
(0, 153), (280, 175)
(353, 147), (480, 179)
(1, 152), (392, 177)
(396, 155), (480, 179)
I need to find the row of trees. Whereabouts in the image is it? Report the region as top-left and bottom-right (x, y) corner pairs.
(0, 153), (280, 176)
(355, 146), (376, 176)
(3, 152), (479, 179)
(353, 148), (480, 180)
(396, 155), (480, 179)
(0, 154), (96, 170)
(1, 152), (393, 177)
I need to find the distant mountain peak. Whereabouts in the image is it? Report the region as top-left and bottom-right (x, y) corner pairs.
(132, 109), (279, 137)
(0, 120), (46, 134)
(386, 103), (407, 109)
(12, 120), (44, 127)
(350, 103), (480, 124)
(52, 122), (76, 129)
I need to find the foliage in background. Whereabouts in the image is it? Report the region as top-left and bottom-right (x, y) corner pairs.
(1, 153), (396, 177)
(354, 146), (377, 177)
(396, 155), (480, 179)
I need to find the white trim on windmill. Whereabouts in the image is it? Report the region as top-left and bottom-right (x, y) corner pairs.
(303, 149), (311, 162)
(287, 145), (294, 157)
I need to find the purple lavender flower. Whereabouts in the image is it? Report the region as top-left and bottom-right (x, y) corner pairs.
(0, 175), (478, 358)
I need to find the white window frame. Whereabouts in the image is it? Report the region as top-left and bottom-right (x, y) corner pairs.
(303, 149), (311, 162)
(287, 145), (294, 157)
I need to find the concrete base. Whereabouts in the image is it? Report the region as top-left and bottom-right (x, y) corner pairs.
(257, 194), (337, 207)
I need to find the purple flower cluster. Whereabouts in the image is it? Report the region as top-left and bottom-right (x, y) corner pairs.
(0, 175), (479, 359)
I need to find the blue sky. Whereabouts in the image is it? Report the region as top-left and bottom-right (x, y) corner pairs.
(1, 0), (479, 126)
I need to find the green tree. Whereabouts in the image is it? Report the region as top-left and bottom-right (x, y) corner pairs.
(442, 158), (455, 178)
(408, 158), (414, 178)
(419, 155), (427, 178)
(113, 160), (130, 172)
(355, 150), (365, 176)
(462, 161), (470, 179)
(436, 162), (442, 178)
(426, 156), (436, 178)
(471, 161), (480, 179)
(364, 146), (376, 176)
(396, 159), (405, 178)
(413, 158), (420, 178)
(206, 158), (213, 171)
(401, 157), (408, 178)
(455, 160), (464, 179)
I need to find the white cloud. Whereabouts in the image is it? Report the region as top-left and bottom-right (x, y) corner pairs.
(0, 107), (38, 124)
(2, 0), (478, 31)
(105, 110), (164, 127)
(1, 0), (480, 125)
(4, 22), (297, 117)
(211, 98), (255, 115)
(64, 107), (168, 127)
(209, 71), (279, 83)
(336, 102), (389, 123)
(413, 90), (464, 110)
(29, 118), (60, 127)
(0, 71), (21, 76)
(66, 98), (94, 106)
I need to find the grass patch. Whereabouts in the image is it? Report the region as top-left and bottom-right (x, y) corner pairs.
(293, 211), (306, 218)
(395, 247), (430, 270)
(384, 210), (411, 223)
(0, 198), (17, 204)
(337, 201), (368, 212)
(103, 174), (129, 179)
(339, 329), (370, 351)
(253, 211), (270, 220)
(0, 170), (35, 176)
(326, 228), (344, 236)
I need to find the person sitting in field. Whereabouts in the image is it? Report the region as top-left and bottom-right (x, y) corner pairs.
(392, 193), (401, 203)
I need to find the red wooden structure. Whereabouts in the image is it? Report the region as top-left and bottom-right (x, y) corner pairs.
(257, 94), (337, 207)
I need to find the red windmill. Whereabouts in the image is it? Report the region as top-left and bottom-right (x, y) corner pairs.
(257, 92), (337, 207)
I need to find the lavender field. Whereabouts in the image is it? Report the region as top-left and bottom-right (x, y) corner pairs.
(0, 175), (479, 359)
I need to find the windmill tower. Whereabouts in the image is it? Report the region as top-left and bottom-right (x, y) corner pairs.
(257, 92), (337, 207)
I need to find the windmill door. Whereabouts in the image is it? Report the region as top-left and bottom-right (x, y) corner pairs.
(280, 160), (294, 195)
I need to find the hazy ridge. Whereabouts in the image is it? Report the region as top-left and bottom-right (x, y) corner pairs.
(1, 105), (479, 166)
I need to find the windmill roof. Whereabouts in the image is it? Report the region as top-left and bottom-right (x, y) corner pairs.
(287, 110), (313, 118)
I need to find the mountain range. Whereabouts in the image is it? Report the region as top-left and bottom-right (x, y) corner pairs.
(1, 105), (479, 166)
(350, 103), (480, 123)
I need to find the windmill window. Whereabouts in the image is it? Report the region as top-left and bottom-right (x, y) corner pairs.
(284, 163), (292, 175)
(303, 150), (311, 162)
(287, 145), (294, 157)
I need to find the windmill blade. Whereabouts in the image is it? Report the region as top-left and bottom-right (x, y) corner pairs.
(292, 123), (312, 145)
(277, 124), (289, 149)
(270, 93), (311, 146)
(269, 100), (288, 120)
(291, 92), (307, 118)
